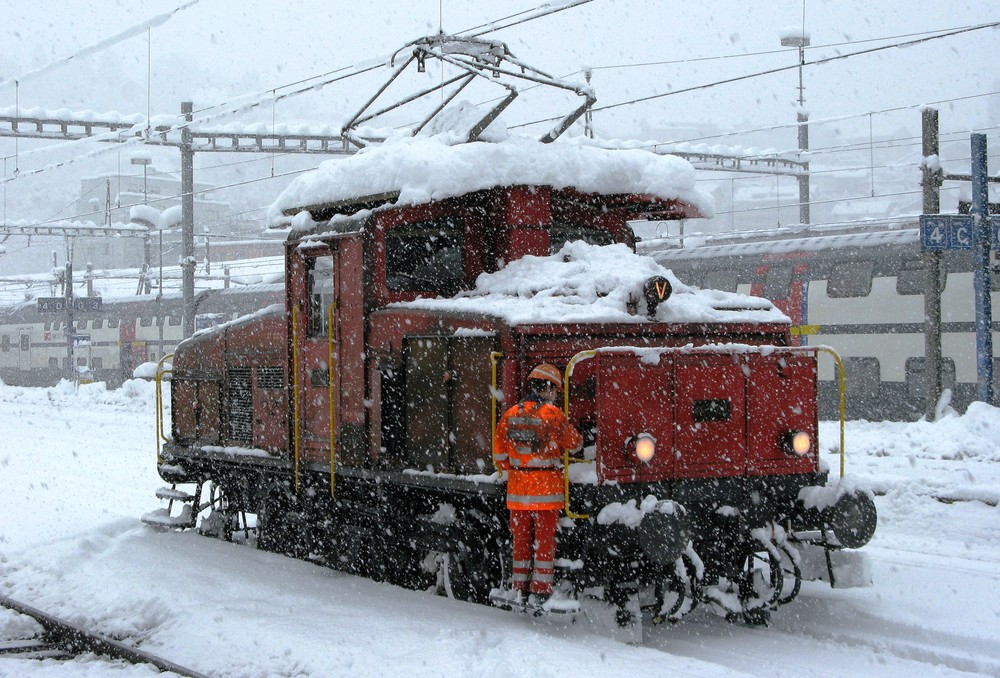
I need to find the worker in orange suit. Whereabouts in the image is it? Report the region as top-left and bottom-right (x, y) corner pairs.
(494, 363), (582, 605)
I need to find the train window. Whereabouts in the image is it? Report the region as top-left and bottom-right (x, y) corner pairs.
(140, 316), (153, 327)
(195, 314), (226, 331)
(1, 335), (8, 352)
(78, 320), (88, 330)
(994, 359), (1000, 403)
(703, 270), (738, 292)
(91, 357), (103, 370)
(307, 255), (335, 337)
(155, 316), (164, 327)
(763, 265), (793, 300)
(168, 316), (181, 326)
(49, 357), (58, 369)
(905, 357), (956, 400)
(44, 322), (52, 331)
(549, 222), (617, 252)
(385, 217), (464, 294)
(108, 316), (120, 328)
(93, 319), (104, 329)
(827, 259), (874, 298)
(836, 357), (881, 416)
(896, 260), (945, 295)
(20, 334), (29, 352)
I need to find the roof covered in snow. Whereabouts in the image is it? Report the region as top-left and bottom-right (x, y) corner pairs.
(393, 241), (787, 326)
(267, 134), (713, 226)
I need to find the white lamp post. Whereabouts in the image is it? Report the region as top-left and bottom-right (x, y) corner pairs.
(781, 32), (810, 225)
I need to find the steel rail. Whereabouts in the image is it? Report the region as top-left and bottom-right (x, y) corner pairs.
(0, 593), (209, 677)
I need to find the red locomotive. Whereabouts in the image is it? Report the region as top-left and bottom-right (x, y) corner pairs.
(148, 36), (876, 629)
(149, 136), (876, 627)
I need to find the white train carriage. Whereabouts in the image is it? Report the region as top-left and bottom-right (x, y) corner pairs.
(646, 225), (1000, 420)
(0, 284), (283, 387)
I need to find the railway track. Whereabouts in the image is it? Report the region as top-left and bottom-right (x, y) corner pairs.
(0, 593), (209, 677)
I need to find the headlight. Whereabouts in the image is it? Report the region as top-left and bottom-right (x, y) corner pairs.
(781, 431), (812, 457)
(630, 432), (656, 464)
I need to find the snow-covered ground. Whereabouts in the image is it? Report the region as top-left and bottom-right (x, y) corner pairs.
(0, 380), (998, 677)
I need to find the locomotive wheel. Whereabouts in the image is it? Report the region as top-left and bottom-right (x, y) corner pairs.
(775, 543), (802, 606)
(198, 482), (237, 542)
(429, 514), (506, 605)
(738, 547), (783, 622)
(256, 481), (305, 558)
(651, 554), (701, 623)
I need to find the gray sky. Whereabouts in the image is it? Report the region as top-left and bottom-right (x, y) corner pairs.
(1, 0), (998, 227)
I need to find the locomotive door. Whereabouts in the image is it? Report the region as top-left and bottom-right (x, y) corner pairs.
(291, 247), (340, 465)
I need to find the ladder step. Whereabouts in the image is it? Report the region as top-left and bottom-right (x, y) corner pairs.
(155, 486), (196, 501)
(141, 507), (196, 529)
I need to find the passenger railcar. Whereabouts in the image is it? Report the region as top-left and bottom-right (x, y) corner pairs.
(0, 285), (283, 387)
(645, 224), (1000, 421)
(148, 135), (876, 629)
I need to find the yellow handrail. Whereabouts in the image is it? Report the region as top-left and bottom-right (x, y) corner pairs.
(154, 353), (174, 462)
(291, 305), (301, 496)
(328, 303), (336, 498)
(489, 351), (503, 473)
(812, 346), (847, 478)
(562, 350), (597, 520)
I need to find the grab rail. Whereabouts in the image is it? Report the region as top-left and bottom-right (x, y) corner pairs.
(563, 350), (597, 520)
(154, 353), (174, 463)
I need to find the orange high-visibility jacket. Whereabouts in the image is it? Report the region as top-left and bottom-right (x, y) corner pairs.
(494, 399), (582, 511)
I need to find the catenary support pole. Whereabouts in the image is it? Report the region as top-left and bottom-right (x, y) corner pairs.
(181, 101), (195, 339)
(970, 133), (994, 404)
(921, 108), (944, 418)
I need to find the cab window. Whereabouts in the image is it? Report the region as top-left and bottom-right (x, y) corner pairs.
(385, 217), (464, 294)
(308, 256), (335, 337)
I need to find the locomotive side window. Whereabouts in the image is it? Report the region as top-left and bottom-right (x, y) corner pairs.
(763, 265), (793, 300)
(827, 259), (874, 298)
(549, 222), (616, 252)
(307, 255), (335, 337)
(385, 217), (464, 293)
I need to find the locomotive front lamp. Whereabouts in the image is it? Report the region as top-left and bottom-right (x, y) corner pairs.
(632, 432), (657, 463)
(781, 430), (812, 457)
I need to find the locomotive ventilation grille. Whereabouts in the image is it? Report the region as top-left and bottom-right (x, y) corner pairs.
(227, 368), (253, 446)
(257, 367), (284, 390)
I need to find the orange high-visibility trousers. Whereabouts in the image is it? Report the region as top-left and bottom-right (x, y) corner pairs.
(510, 509), (558, 596)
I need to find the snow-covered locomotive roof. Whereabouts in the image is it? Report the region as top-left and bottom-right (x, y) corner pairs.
(268, 135), (712, 226)
(393, 241), (788, 325)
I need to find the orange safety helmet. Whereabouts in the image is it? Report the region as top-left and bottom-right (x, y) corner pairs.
(527, 363), (563, 390)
